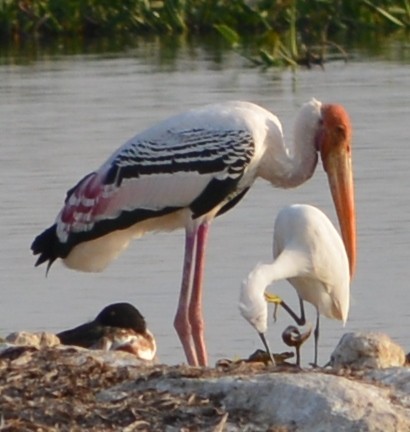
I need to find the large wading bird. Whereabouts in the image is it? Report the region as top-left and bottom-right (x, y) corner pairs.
(32, 99), (355, 366)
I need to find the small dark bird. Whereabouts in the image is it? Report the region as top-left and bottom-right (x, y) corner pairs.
(57, 302), (156, 361)
(282, 325), (313, 367)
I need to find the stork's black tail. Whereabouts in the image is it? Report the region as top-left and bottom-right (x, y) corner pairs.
(31, 224), (60, 271)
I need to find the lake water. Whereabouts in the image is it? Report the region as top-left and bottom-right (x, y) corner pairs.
(1, 36), (409, 366)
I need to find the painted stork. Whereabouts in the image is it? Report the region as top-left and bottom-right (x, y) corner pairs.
(31, 99), (355, 366)
(239, 204), (350, 366)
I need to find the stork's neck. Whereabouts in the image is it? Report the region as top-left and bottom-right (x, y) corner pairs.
(258, 102), (321, 188)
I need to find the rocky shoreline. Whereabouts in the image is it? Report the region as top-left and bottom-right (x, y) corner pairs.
(0, 332), (409, 431)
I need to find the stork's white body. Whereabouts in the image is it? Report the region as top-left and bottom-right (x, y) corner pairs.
(46, 101), (321, 272)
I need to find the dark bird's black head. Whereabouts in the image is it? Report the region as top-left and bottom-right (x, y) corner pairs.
(95, 302), (147, 333)
(282, 325), (312, 348)
(57, 302), (148, 348)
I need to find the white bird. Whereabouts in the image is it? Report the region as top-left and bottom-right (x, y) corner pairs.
(31, 99), (356, 367)
(239, 204), (351, 366)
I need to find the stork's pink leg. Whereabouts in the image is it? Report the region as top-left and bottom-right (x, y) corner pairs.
(189, 221), (210, 366)
(174, 227), (199, 366)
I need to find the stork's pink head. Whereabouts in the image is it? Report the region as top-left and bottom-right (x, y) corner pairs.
(318, 104), (356, 278)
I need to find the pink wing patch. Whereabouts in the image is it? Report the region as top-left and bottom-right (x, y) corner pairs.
(58, 170), (115, 241)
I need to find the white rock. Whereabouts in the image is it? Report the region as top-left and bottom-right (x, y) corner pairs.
(104, 368), (410, 432)
(5, 331), (60, 348)
(330, 332), (406, 369)
(365, 367), (410, 411)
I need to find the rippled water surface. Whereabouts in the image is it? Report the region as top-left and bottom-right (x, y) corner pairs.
(1, 37), (409, 365)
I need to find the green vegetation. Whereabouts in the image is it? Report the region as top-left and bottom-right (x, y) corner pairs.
(1, 0), (409, 66)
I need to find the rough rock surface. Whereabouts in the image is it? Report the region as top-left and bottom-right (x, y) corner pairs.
(0, 333), (409, 432)
(103, 366), (410, 432)
(330, 331), (406, 369)
(5, 331), (60, 348)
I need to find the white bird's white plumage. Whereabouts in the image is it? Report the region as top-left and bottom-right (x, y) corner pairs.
(239, 204), (350, 335)
(54, 100), (323, 272)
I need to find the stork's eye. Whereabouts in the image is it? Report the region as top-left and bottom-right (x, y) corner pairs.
(335, 124), (347, 140)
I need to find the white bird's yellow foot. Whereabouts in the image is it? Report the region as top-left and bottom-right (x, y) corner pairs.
(264, 291), (284, 322)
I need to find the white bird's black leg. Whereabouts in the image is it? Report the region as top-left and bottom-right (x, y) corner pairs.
(265, 293), (306, 326)
(312, 310), (320, 367)
(293, 298), (307, 326)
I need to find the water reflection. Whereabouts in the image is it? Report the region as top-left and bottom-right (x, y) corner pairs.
(0, 33), (233, 68)
(1, 34), (409, 366)
(1, 30), (410, 66)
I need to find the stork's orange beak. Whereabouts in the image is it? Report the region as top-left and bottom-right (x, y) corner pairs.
(319, 104), (356, 277)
